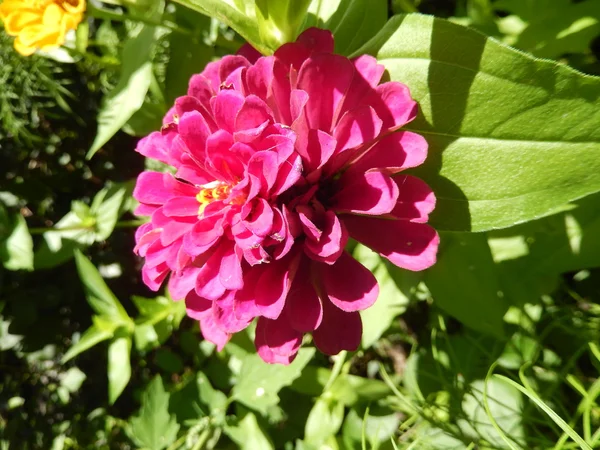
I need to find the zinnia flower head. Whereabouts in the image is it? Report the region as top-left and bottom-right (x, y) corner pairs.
(133, 28), (439, 364)
(0, 0), (85, 56)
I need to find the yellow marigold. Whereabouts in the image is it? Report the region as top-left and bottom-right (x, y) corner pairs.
(0, 0), (85, 56)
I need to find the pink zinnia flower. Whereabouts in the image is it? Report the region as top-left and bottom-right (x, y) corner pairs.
(133, 28), (439, 364)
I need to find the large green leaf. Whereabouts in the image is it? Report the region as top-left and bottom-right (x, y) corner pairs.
(88, 19), (161, 158)
(224, 411), (275, 450)
(130, 376), (180, 450)
(232, 348), (314, 414)
(355, 14), (600, 232)
(302, 0), (388, 55)
(425, 233), (508, 337)
(172, 0), (267, 52)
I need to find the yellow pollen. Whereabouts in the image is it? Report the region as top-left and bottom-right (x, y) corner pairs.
(196, 182), (232, 216)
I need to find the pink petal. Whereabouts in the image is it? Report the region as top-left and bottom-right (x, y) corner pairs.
(142, 262), (169, 291)
(332, 171), (399, 215)
(218, 55), (251, 85)
(243, 56), (274, 101)
(194, 245), (229, 301)
(188, 74), (214, 106)
(162, 196), (200, 217)
(333, 105), (383, 155)
(256, 316), (303, 359)
(297, 53), (355, 131)
(350, 132), (428, 175)
(205, 130), (244, 182)
(254, 252), (300, 319)
(343, 216), (439, 271)
(243, 198), (274, 237)
(304, 211), (348, 264)
(236, 43), (262, 64)
(185, 290), (212, 319)
(285, 262), (323, 332)
(313, 299), (362, 355)
(183, 215), (224, 257)
(233, 268), (262, 321)
(213, 292), (252, 333)
(199, 313), (231, 351)
(178, 110), (211, 160)
(235, 94), (273, 131)
(168, 265), (201, 300)
(391, 175), (436, 223)
(296, 27), (334, 53)
(211, 90), (245, 133)
(339, 55), (386, 113)
(367, 82), (417, 132)
(219, 245), (244, 290)
(133, 172), (171, 205)
(320, 251), (378, 312)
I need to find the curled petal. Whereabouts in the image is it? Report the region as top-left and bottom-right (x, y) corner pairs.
(332, 171), (399, 216)
(320, 251), (378, 312)
(255, 316), (303, 364)
(343, 216), (439, 271)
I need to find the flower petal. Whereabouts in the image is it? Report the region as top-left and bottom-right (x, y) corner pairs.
(391, 175), (437, 223)
(255, 316), (303, 361)
(313, 300), (362, 355)
(320, 251), (378, 312)
(332, 171), (399, 215)
(343, 216), (439, 271)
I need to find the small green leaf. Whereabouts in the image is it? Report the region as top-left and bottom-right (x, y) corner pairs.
(130, 376), (180, 450)
(90, 181), (135, 240)
(74, 250), (131, 324)
(108, 333), (132, 404)
(304, 398), (345, 446)
(224, 411), (274, 450)
(0, 212), (33, 271)
(62, 322), (114, 363)
(356, 14), (600, 232)
(60, 367), (87, 393)
(232, 348), (315, 414)
(425, 233), (507, 337)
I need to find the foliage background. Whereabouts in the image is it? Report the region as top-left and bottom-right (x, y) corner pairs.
(1, 0), (600, 449)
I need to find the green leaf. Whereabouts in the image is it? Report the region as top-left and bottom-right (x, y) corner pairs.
(255, 0), (312, 50)
(172, 0), (269, 53)
(130, 376), (180, 450)
(458, 378), (524, 448)
(342, 408), (401, 448)
(60, 367), (87, 393)
(164, 10), (213, 104)
(88, 19), (162, 158)
(354, 244), (412, 348)
(62, 321), (114, 363)
(495, 0), (600, 59)
(108, 334), (132, 404)
(225, 411), (275, 450)
(74, 250), (131, 324)
(494, 375), (592, 450)
(290, 366), (390, 406)
(356, 14), (600, 232)
(303, 0), (388, 55)
(232, 348), (315, 414)
(304, 398), (345, 446)
(133, 296), (186, 352)
(0, 211), (33, 271)
(90, 181), (135, 240)
(425, 233), (507, 337)
(34, 184), (133, 269)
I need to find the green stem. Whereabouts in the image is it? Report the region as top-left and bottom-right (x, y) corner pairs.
(323, 350), (347, 393)
(86, 3), (193, 36)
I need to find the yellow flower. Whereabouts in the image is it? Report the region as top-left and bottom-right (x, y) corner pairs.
(0, 0), (85, 56)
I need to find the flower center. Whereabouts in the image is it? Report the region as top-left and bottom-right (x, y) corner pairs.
(196, 181), (232, 216)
